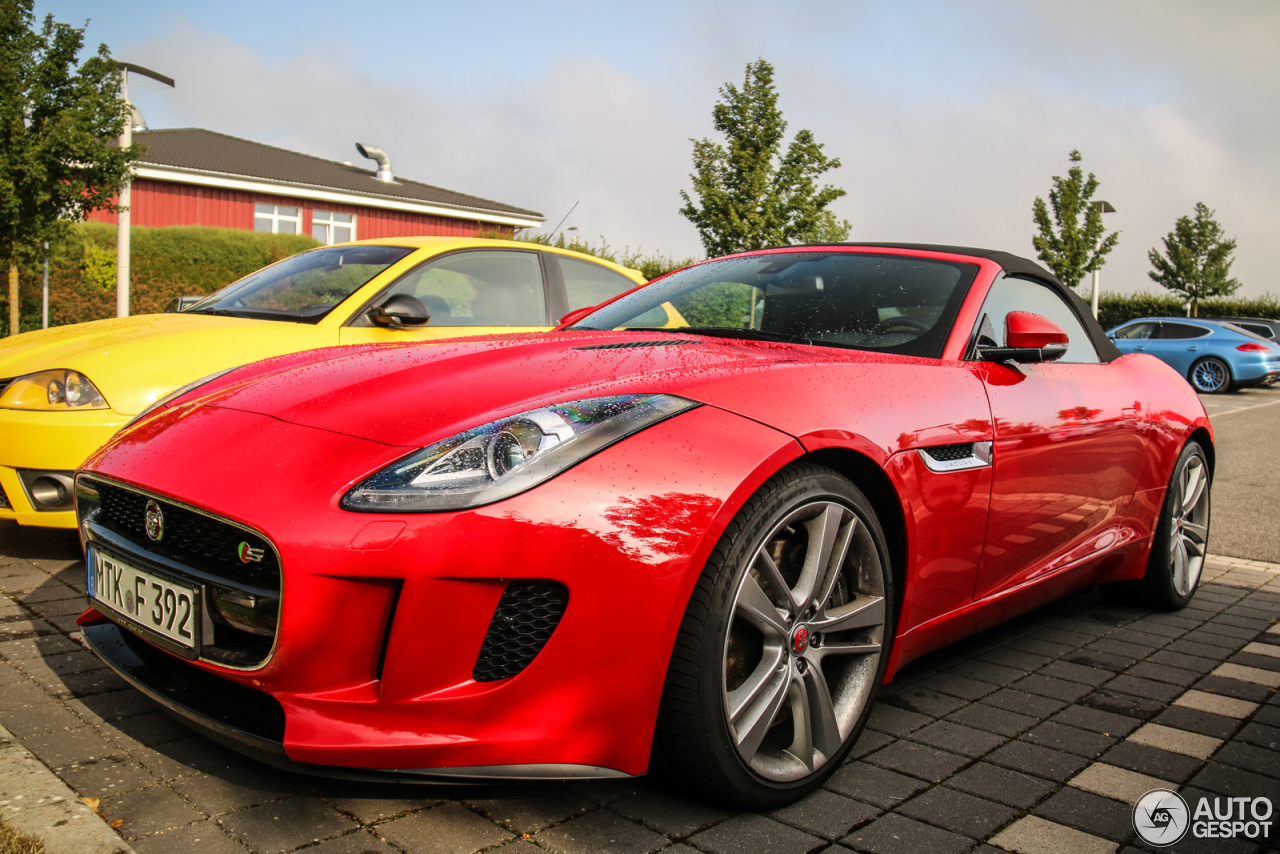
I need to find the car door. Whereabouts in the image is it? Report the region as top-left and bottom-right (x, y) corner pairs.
(1141, 321), (1213, 376)
(339, 249), (551, 345)
(972, 275), (1147, 600)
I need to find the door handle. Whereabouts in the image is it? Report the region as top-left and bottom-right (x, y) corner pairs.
(1133, 346), (1146, 351)
(1186, 346), (1200, 351)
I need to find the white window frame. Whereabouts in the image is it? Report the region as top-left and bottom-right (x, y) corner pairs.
(312, 209), (357, 245)
(254, 203), (301, 235)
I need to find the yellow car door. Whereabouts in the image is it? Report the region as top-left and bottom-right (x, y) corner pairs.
(339, 249), (550, 345)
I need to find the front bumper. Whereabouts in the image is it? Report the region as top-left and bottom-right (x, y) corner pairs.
(0, 407), (128, 527)
(81, 619), (624, 782)
(78, 402), (801, 777)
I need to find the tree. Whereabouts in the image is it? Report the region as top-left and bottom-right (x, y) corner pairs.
(679, 59), (850, 257)
(1148, 202), (1240, 316)
(1031, 150), (1119, 291)
(1, 0), (140, 335)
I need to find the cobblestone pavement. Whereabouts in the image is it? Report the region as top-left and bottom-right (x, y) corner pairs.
(0, 526), (1276, 854)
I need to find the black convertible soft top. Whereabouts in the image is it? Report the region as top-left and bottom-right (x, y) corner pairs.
(800, 242), (1123, 363)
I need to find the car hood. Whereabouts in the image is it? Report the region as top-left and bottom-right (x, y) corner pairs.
(0, 314), (334, 415)
(193, 330), (954, 450)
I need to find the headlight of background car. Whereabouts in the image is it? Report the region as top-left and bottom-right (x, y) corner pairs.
(343, 394), (698, 512)
(0, 370), (109, 411)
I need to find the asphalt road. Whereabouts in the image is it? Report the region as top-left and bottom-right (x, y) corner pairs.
(1197, 383), (1280, 564)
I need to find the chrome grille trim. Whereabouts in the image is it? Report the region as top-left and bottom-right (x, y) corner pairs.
(76, 473), (283, 671)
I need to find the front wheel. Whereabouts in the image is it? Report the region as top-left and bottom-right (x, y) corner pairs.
(1189, 357), (1232, 393)
(653, 464), (893, 808)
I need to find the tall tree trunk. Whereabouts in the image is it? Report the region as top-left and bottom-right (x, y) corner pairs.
(8, 261), (17, 337)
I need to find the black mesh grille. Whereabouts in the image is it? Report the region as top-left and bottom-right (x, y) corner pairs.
(0, 483), (10, 510)
(473, 580), (569, 682)
(93, 480), (279, 589)
(923, 443), (974, 462)
(81, 477), (281, 669)
(575, 340), (695, 350)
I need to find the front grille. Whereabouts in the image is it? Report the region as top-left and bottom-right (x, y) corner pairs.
(575, 340), (695, 350)
(923, 443), (974, 462)
(0, 483), (10, 510)
(79, 476), (281, 669)
(473, 580), (568, 682)
(95, 480), (278, 589)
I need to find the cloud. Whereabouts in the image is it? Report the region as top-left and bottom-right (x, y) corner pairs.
(116, 4), (1278, 297)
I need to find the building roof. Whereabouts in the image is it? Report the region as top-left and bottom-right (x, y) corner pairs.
(133, 129), (543, 227)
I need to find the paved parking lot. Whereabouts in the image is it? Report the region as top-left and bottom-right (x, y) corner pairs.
(0, 386), (1276, 854)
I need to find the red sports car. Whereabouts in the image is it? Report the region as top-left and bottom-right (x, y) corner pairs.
(75, 244), (1213, 807)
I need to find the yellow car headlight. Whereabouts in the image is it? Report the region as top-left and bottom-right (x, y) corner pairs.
(0, 370), (110, 411)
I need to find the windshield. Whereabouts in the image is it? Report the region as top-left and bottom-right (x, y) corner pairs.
(186, 245), (415, 323)
(572, 251), (978, 358)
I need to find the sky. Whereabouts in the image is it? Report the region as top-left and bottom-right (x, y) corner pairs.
(32, 0), (1280, 298)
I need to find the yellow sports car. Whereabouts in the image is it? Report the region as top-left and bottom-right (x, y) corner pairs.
(0, 237), (646, 529)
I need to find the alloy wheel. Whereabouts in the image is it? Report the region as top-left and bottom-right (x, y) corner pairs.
(1170, 452), (1210, 597)
(1190, 359), (1228, 393)
(722, 500), (885, 782)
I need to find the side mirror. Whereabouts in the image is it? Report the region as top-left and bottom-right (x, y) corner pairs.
(368, 294), (430, 327)
(557, 305), (597, 328)
(978, 311), (1069, 364)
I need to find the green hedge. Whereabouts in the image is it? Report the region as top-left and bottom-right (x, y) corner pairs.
(1, 222), (319, 332)
(1097, 292), (1280, 331)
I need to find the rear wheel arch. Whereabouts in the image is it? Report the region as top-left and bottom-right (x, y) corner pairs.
(1187, 427), (1215, 476)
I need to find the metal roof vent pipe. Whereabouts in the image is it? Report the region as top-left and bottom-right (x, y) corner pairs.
(356, 143), (394, 182)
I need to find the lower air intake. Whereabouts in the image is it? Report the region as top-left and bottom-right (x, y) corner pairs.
(0, 483), (10, 510)
(473, 580), (569, 682)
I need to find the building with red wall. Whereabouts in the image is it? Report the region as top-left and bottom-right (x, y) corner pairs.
(87, 129), (544, 241)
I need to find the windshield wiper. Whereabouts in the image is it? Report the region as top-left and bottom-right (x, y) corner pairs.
(678, 326), (814, 346)
(185, 306), (318, 323)
(186, 307), (251, 318)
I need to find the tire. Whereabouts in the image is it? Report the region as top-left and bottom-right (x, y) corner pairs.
(1101, 441), (1211, 610)
(652, 463), (894, 808)
(1189, 357), (1232, 394)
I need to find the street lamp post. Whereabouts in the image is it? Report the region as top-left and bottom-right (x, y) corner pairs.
(114, 62), (173, 318)
(1090, 200), (1115, 319)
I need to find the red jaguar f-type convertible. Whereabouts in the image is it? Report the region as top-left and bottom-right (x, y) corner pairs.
(75, 244), (1213, 807)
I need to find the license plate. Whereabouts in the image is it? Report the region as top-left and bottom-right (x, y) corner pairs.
(88, 549), (200, 651)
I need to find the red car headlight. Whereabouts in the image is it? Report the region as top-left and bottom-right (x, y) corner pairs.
(341, 394), (699, 512)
